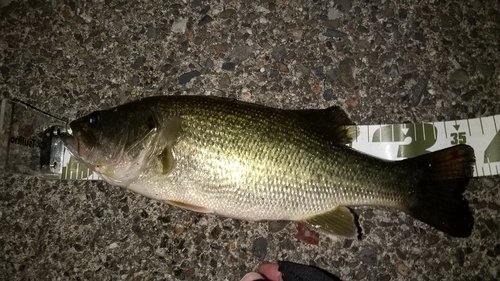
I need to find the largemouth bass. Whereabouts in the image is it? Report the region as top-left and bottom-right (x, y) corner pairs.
(62, 96), (475, 237)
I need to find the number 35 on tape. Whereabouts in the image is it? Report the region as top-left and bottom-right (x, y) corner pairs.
(348, 114), (500, 177)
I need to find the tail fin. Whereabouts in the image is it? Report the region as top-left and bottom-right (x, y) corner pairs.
(402, 144), (475, 237)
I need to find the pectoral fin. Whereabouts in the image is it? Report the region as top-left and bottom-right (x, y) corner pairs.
(160, 147), (175, 174)
(301, 206), (358, 238)
(159, 117), (182, 175)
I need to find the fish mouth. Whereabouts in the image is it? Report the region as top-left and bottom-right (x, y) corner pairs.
(61, 129), (94, 160)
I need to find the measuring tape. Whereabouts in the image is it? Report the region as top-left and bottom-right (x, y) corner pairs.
(59, 114), (500, 180)
(349, 114), (500, 177)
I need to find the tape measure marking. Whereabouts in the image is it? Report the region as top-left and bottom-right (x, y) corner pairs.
(350, 114), (500, 177)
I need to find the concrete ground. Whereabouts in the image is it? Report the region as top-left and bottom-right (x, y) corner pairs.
(1, 0), (499, 280)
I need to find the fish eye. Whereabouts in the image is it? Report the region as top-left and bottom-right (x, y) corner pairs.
(88, 112), (100, 126)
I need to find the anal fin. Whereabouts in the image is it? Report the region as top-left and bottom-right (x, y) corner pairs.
(300, 206), (357, 238)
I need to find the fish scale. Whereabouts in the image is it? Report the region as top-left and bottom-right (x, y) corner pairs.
(137, 98), (393, 214)
(62, 96), (475, 238)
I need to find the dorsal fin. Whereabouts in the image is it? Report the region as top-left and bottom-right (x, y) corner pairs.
(287, 106), (356, 144)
